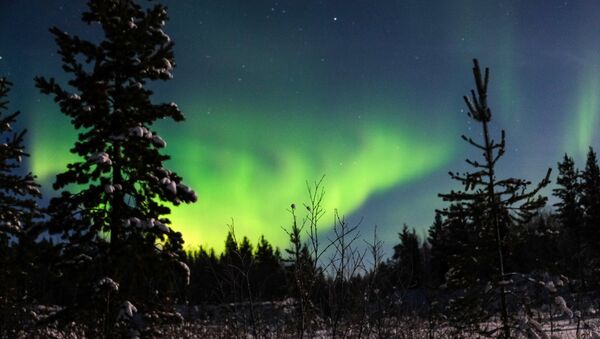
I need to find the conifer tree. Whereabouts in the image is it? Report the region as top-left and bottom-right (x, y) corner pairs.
(553, 154), (585, 283)
(438, 59), (550, 338)
(427, 211), (448, 287)
(580, 147), (600, 285)
(392, 224), (422, 288)
(253, 235), (286, 300)
(35, 0), (196, 333)
(0, 77), (42, 337)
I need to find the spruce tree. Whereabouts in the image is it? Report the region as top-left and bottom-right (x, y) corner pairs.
(392, 224), (422, 288)
(553, 154), (585, 284)
(427, 211), (448, 287)
(253, 235), (286, 300)
(580, 147), (600, 285)
(0, 77), (42, 336)
(438, 59), (550, 338)
(35, 0), (196, 333)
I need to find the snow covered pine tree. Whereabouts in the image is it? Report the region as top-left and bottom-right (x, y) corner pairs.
(0, 77), (42, 337)
(438, 60), (551, 338)
(35, 0), (196, 335)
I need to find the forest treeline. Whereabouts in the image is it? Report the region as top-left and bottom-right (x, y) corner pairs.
(1, 0), (600, 337)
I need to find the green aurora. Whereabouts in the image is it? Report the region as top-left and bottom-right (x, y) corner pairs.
(30, 98), (455, 250)
(3, 0), (600, 251)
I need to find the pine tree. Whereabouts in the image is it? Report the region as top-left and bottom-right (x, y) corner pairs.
(427, 211), (448, 287)
(253, 235), (286, 300)
(553, 154), (585, 284)
(580, 147), (600, 285)
(392, 224), (422, 288)
(0, 77), (42, 336)
(34, 0), (196, 333)
(438, 59), (550, 338)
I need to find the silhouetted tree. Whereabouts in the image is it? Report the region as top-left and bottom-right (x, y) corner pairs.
(35, 0), (196, 335)
(392, 224), (422, 288)
(427, 211), (448, 287)
(438, 59), (551, 338)
(0, 77), (42, 337)
(185, 246), (221, 304)
(580, 147), (600, 286)
(252, 235), (286, 300)
(554, 154), (585, 283)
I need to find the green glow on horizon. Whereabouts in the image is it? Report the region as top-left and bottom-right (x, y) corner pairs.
(29, 99), (456, 252)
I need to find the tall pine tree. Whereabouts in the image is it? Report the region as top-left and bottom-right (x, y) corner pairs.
(35, 0), (197, 334)
(0, 77), (42, 337)
(438, 59), (550, 338)
(427, 211), (448, 287)
(392, 224), (422, 288)
(553, 154), (585, 284)
(580, 147), (600, 285)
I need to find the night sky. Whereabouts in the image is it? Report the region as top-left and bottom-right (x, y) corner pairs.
(0, 1), (598, 252)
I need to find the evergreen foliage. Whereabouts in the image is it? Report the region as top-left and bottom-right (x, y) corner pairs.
(554, 154), (585, 283)
(581, 147), (600, 285)
(427, 211), (448, 287)
(392, 224), (422, 289)
(34, 0), (196, 334)
(437, 59), (551, 338)
(0, 77), (42, 337)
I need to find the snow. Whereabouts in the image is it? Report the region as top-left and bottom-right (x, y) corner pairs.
(152, 135), (166, 148)
(158, 68), (173, 79)
(146, 218), (156, 229)
(89, 152), (112, 165)
(118, 300), (137, 320)
(555, 296), (573, 318)
(165, 180), (177, 194)
(178, 261), (190, 285)
(104, 184), (115, 194)
(177, 183), (198, 202)
(127, 18), (137, 29)
(129, 126), (146, 138)
(156, 221), (170, 233)
(160, 177), (179, 194)
(69, 93), (81, 100)
(156, 27), (171, 42)
(96, 277), (119, 292)
(162, 58), (172, 71)
(28, 185), (41, 195)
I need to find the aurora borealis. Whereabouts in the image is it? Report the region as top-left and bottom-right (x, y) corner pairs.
(1, 1), (600, 252)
